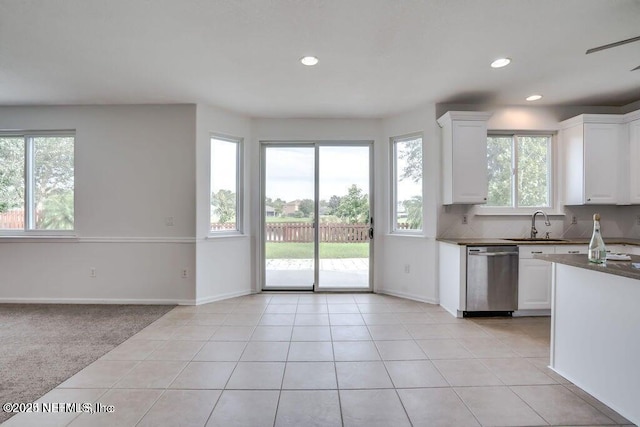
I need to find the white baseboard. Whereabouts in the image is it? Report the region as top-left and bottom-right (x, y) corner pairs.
(195, 289), (254, 305)
(0, 297), (193, 305)
(377, 289), (439, 305)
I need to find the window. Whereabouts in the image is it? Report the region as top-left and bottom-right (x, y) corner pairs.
(210, 135), (242, 233)
(486, 134), (552, 208)
(0, 133), (75, 232)
(391, 134), (423, 232)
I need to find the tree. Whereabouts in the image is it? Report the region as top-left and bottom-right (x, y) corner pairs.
(335, 184), (369, 223)
(327, 195), (341, 215)
(403, 196), (423, 229)
(211, 189), (236, 223)
(487, 136), (513, 206)
(298, 199), (314, 217)
(38, 191), (74, 230)
(399, 138), (422, 183)
(0, 137), (26, 213)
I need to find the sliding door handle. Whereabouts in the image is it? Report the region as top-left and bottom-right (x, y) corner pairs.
(368, 228), (374, 239)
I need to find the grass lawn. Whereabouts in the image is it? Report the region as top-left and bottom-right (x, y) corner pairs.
(265, 242), (369, 259)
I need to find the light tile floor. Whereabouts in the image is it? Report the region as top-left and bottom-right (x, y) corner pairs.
(4, 293), (634, 427)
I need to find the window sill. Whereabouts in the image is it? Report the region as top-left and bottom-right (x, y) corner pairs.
(386, 232), (427, 238)
(206, 232), (247, 240)
(473, 207), (565, 216)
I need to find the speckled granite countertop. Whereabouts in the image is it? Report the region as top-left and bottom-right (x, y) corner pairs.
(436, 238), (640, 246)
(535, 253), (640, 281)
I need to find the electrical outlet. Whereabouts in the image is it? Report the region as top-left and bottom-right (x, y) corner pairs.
(571, 216), (577, 225)
(181, 269), (188, 279)
(165, 216), (175, 226)
(462, 215), (468, 224)
(404, 264), (410, 274)
(90, 268), (96, 278)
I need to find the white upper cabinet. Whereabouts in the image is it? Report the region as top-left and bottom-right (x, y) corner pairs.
(560, 114), (623, 205)
(628, 116), (640, 204)
(438, 111), (493, 205)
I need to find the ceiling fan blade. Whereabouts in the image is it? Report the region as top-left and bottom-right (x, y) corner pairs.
(632, 65), (640, 71)
(585, 35), (640, 54)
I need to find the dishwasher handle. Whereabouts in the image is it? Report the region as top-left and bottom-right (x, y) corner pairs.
(468, 251), (518, 257)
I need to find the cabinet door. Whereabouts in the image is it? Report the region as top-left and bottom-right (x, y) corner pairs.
(584, 123), (619, 204)
(630, 120), (640, 204)
(555, 245), (587, 255)
(518, 258), (552, 310)
(452, 121), (488, 204)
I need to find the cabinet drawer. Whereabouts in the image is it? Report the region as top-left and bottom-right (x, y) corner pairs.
(519, 245), (555, 258)
(555, 245), (587, 255)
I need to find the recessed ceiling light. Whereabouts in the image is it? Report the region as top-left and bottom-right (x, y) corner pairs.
(526, 94), (543, 101)
(300, 56), (319, 66)
(490, 58), (511, 68)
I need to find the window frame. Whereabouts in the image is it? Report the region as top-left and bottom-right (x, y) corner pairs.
(481, 131), (555, 214)
(0, 130), (76, 235)
(390, 132), (424, 234)
(209, 133), (244, 236)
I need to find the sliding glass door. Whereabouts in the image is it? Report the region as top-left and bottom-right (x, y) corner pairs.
(317, 145), (371, 290)
(262, 142), (372, 292)
(263, 145), (315, 290)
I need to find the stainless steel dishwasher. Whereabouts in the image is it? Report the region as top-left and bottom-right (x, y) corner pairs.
(465, 246), (519, 316)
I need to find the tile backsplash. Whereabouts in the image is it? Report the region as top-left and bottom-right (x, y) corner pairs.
(438, 204), (640, 240)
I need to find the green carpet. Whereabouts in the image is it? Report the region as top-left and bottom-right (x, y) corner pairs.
(0, 304), (175, 424)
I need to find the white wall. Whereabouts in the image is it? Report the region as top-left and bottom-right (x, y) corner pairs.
(0, 105), (197, 303)
(380, 104), (440, 303)
(195, 104), (254, 303)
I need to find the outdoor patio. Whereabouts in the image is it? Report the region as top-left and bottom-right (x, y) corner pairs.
(265, 258), (369, 289)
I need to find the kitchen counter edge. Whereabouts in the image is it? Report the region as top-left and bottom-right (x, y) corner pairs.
(535, 253), (640, 281)
(436, 238), (640, 246)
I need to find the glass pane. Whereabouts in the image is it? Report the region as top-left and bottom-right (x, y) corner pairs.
(395, 137), (422, 231)
(318, 145), (370, 289)
(33, 136), (74, 230)
(210, 138), (238, 231)
(0, 137), (25, 229)
(487, 136), (513, 207)
(517, 136), (550, 207)
(264, 146), (315, 289)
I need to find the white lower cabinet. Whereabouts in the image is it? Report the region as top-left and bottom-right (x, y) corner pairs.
(518, 246), (554, 311)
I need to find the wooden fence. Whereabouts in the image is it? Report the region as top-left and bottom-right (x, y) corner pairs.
(211, 222), (412, 243)
(0, 210), (25, 229)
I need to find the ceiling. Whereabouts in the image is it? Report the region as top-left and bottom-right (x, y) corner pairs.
(1, 0), (639, 118)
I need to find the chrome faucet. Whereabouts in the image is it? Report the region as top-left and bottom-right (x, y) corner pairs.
(531, 210), (551, 239)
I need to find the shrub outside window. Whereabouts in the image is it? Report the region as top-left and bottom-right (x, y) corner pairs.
(487, 134), (552, 209)
(210, 135), (242, 234)
(391, 134), (423, 232)
(0, 133), (74, 231)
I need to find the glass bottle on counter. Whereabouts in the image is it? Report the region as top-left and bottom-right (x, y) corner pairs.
(588, 213), (607, 264)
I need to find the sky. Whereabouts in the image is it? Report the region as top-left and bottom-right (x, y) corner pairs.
(265, 146), (370, 201)
(211, 140), (421, 203)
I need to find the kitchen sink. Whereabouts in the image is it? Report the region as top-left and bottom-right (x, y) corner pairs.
(506, 238), (568, 242)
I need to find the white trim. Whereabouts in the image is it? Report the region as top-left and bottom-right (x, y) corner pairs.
(0, 297), (192, 305)
(376, 289), (439, 305)
(0, 236), (197, 243)
(195, 289), (254, 305)
(385, 233), (430, 239)
(473, 207), (564, 216)
(623, 109), (640, 123)
(559, 114), (625, 129)
(437, 111), (493, 126)
(205, 233), (249, 241)
(77, 237), (196, 243)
